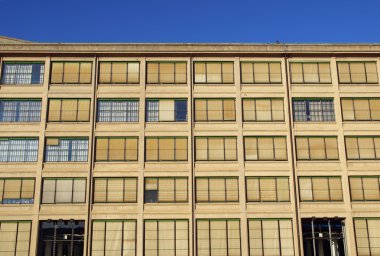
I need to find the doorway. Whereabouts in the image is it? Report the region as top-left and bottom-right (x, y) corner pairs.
(302, 218), (346, 256)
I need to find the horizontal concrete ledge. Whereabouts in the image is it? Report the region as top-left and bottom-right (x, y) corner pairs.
(1, 43), (380, 55)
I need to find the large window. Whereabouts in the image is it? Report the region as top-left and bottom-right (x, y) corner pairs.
(295, 136), (339, 160)
(38, 220), (84, 256)
(248, 219), (294, 256)
(194, 99), (235, 122)
(50, 61), (92, 84)
(243, 98), (284, 122)
(96, 99), (139, 122)
(244, 137), (287, 161)
(146, 61), (187, 84)
(354, 218), (380, 256)
(145, 137), (187, 162)
(290, 62), (331, 84)
(144, 220), (189, 256)
(1, 62), (44, 85)
(345, 136), (380, 160)
(0, 178), (34, 204)
(196, 219), (241, 256)
(99, 61), (139, 84)
(145, 177), (188, 203)
(0, 221), (32, 256)
(195, 137), (237, 161)
(48, 99), (90, 122)
(0, 138), (38, 162)
(246, 177), (290, 202)
(241, 62), (282, 84)
(341, 98), (380, 121)
(292, 99), (335, 122)
(195, 177), (238, 203)
(41, 178), (86, 204)
(45, 137), (88, 162)
(337, 61), (378, 84)
(0, 99), (41, 122)
(194, 62), (234, 84)
(93, 178), (137, 203)
(95, 137), (138, 162)
(146, 99), (187, 122)
(92, 220), (136, 256)
(299, 176), (343, 202)
(350, 176), (380, 201)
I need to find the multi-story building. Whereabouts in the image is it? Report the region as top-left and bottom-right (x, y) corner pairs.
(0, 36), (379, 256)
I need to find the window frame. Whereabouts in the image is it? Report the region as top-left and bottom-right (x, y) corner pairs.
(345, 136), (380, 160)
(290, 62), (332, 84)
(193, 61), (235, 84)
(349, 176), (380, 202)
(145, 136), (188, 162)
(242, 97), (285, 122)
(298, 176), (343, 202)
(44, 137), (89, 162)
(0, 178), (35, 205)
(245, 176), (290, 203)
(292, 98), (335, 122)
(47, 98), (91, 122)
(195, 176), (239, 203)
(49, 61), (93, 84)
(41, 178), (86, 204)
(0, 137), (39, 162)
(341, 97), (380, 121)
(0, 98), (42, 123)
(0, 220), (32, 256)
(95, 136), (138, 162)
(0, 61), (45, 85)
(98, 61), (140, 84)
(337, 61), (379, 84)
(96, 98), (139, 123)
(243, 136), (288, 161)
(295, 136), (339, 161)
(146, 61), (187, 84)
(144, 177), (188, 204)
(194, 98), (236, 122)
(353, 218), (380, 256)
(145, 98), (188, 122)
(195, 136), (238, 162)
(93, 177), (138, 204)
(240, 61), (283, 84)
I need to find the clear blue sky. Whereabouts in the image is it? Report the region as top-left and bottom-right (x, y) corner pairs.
(1, 0), (380, 43)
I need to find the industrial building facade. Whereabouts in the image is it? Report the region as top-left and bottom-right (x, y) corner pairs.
(0, 38), (380, 256)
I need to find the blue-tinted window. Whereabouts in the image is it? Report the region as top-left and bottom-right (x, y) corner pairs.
(0, 100), (41, 122)
(293, 99), (335, 122)
(1, 62), (44, 85)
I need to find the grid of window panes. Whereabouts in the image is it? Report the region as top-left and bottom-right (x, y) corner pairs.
(93, 178), (137, 203)
(41, 178), (86, 204)
(44, 138), (88, 162)
(98, 61), (140, 84)
(298, 176), (343, 202)
(0, 178), (35, 204)
(246, 177), (290, 202)
(0, 99), (41, 122)
(1, 62), (44, 85)
(96, 99), (139, 122)
(195, 137), (237, 161)
(349, 176), (380, 201)
(345, 136), (380, 160)
(0, 138), (38, 162)
(290, 62), (331, 84)
(292, 99), (335, 122)
(146, 99), (187, 122)
(354, 218), (380, 256)
(144, 177), (188, 203)
(195, 177), (239, 203)
(0, 221), (32, 256)
(337, 62), (378, 84)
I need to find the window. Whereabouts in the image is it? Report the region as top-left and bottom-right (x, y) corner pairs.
(196, 219), (241, 256)
(96, 99), (139, 122)
(99, 61), (139, 84)
(50, 61), (92, 84)
(292, 99), (335, 122)
(95, 137), (138, 162)
(41, 178), (86, 204)
(145, 137), (188, 162)
(350, 176), (380, 201)
(48, 99), (90, 122)
(241, 62), (282, 84)
(243, 98), (284, 122)
(147, 61), (187, 84)
(299, 176), (343, 202)
(1, 62), (44, 85)
(341, 98), (380, 121)
(45, 137), (88, 162)
(194, 99), (235, 122)
(146, 99), (187, 122)
(0, 178), (34, 204)
(0, 138), (38, 162)
(354, 218), (380, 256)
(144, 177), (188, 203)
(145, 220), (189, 256)
(248, 219), (294, 256)
(194, 62), (234, 84)
(337, 61), (378, 84)
(345, 136), (380, 160)
(0, 221), (32, 256)
(0, 99), (41, 122)
(290, 62), (331, 84)
(246, 177), (290, 202)
(296, 136), (339, 160)
(92, 220), (136, 256)
(38, 220), (84, 256)
(93, 178), (137, 203)
(195, 177), (238, 203)
(195, 137), (237, 161)
(244, 137), (287, 161)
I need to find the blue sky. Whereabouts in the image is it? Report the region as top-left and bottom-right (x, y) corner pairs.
(1, 0), (379, 43)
